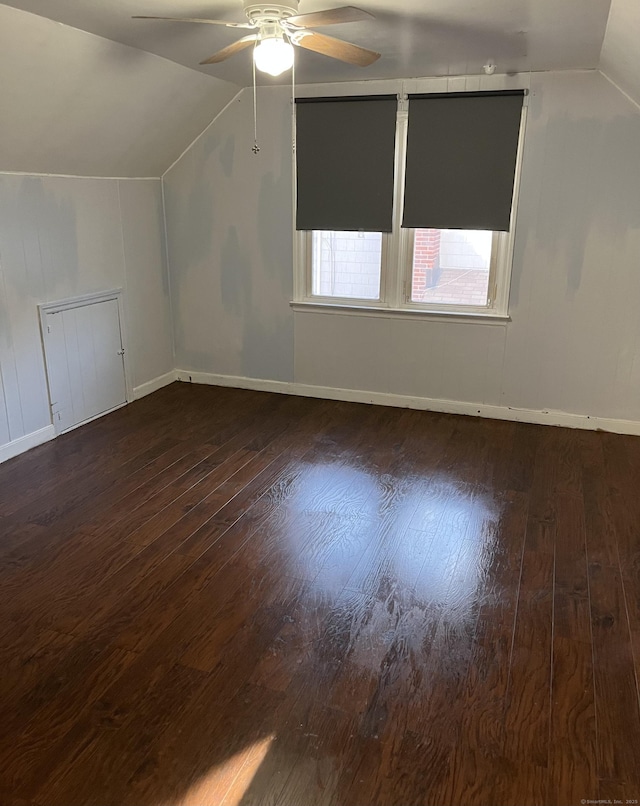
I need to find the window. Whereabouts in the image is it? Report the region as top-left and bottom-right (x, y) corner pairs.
(311, 231), (383, 300)
(294, 95), (526, 318)
(408, 229), (494, 307)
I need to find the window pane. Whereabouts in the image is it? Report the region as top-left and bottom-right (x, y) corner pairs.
(411, 229), (493, 306)
(312, 231), (382, 300)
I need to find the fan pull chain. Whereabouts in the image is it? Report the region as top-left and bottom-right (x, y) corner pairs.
(291, 42), (296, 122)
(291, 42), (297, 159)
(252, 48), (260, 155)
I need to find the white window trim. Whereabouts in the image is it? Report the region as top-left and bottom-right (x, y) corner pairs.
(292, 94), (528, 320)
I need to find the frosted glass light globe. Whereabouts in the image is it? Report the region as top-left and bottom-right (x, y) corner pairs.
(253, 38), (294, 77)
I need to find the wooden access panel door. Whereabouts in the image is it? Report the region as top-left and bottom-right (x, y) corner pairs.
(42, 296), (127, 434)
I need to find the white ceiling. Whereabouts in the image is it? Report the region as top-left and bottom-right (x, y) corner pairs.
(600, 0), (640, 105)
(1, 0), (613, 86)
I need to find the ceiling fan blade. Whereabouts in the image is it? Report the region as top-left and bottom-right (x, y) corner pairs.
(200, 35), (258, 64)
(286, 6), (374, 27)
(132, 16), (252, 28)
(293, 31), (380, 66)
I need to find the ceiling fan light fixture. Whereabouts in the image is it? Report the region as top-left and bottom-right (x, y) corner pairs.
(253, 35), (294, 76)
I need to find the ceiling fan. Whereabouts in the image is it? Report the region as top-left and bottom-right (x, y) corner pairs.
(133, 2), (380, 76)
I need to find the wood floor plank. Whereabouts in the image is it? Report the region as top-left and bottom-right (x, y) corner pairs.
(33, 662), (209, 806)
(0, 386), (285, 564)
(0, 400), (314, 623)
(123, 637), (295, 805)
(1, 384), (639, 806)
(601, 434), (640, 693)
(588, 562), (640, 794)
(496, 434), (556, 806)
(441, 489), (529, 806)
(0, 382), (206, 518)
(0, 644), (137, 795)
(0, 628), (77, 703)
(583, 435), (640, 798)
(547, 490), (597, 806)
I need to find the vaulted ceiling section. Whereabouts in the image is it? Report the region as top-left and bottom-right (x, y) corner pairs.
(1, 0), (639, 178)
(0, 0), (613, 86)
(600, 0), (640, 106)
(0, 4), (240, 177)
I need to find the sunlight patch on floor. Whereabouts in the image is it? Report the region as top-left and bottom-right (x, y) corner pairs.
(177, 735), (275, 806)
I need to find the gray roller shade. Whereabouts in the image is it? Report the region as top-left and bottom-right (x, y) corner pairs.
(402, 90), (525, 231)
(295, 95), (397, 232)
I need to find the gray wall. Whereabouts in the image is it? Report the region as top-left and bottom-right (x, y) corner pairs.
(164, 70), (640, 424)
(164, 88), (295, 383)
(0, 175), (173, 450)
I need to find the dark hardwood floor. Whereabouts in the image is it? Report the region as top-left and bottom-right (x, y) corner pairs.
(1, 381), (640, 806)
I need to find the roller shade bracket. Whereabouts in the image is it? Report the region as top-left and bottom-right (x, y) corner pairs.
(407, 89), (528, 100)
(295, 94), (399, 104)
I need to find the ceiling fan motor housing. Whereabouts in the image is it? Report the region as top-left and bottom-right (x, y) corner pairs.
(242, 2), (300, 24)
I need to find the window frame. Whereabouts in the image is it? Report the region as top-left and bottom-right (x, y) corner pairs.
(293, 96), (528, 321)
(305, 230), (392, 306)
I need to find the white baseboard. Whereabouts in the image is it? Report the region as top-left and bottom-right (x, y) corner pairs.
(0, 425), (56, 464)
(3, 373), (637, 467)
(175, 369), (640, 437)
(176, 370), (295, 396)
(133, 370), (178, 400)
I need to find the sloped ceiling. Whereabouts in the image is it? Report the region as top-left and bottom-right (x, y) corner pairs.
(0, 5), (240, 177)
(1, 0), (612, 87)
(2, 1), (634, 179)
(600, 0), (640, 105)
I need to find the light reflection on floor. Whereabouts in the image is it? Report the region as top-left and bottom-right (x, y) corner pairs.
(274, 465), (505, 682)
(278, 458), (502, 608)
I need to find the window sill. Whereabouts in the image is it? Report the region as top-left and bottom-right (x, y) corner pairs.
(290, 300), (511, 325)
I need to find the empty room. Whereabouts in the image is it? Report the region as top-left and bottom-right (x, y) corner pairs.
(1, 0), (640, 804)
